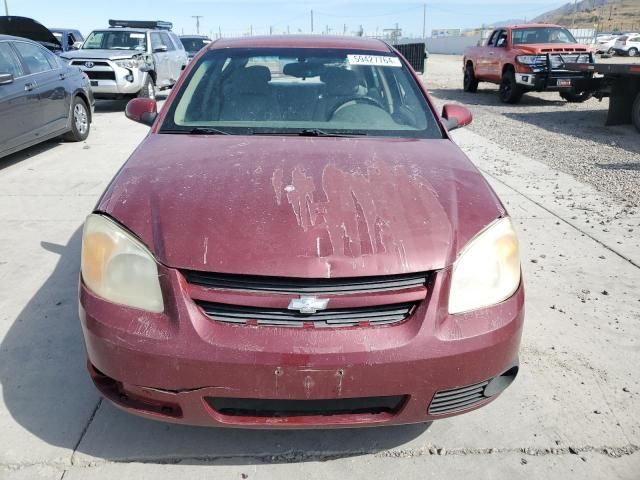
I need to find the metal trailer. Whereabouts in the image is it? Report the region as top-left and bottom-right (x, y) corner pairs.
(393, 43), (428, 74)
(567, 62), (640, 132)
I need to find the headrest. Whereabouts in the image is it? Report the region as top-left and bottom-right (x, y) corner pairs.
(230, 65), (272, 94)
(320, 67), (360, 96)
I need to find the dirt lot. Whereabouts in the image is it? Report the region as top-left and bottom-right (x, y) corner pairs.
(0, 56), (639, 480)
(426, 54), (640, 207)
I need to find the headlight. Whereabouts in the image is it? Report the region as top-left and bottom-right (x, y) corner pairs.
(516, 55), (540, 65)
(114, 58), (140, 69)
(81, 214), (164, 313)
(448, 217), (521, 314)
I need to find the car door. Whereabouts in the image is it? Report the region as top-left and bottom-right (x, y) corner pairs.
(12, 40), (70, 136)
(150, 32), (171, 87)
(0, 41), (38, 155)
(487, 29), (508, 82)
(475, 30), (498, 78)
(167, 32), (187, 78)
(159, 32), (179, 84)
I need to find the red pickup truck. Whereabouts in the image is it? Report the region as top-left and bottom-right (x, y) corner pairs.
(463, 24), (595, 103)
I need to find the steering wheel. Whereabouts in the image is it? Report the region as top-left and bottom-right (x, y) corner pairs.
(328, 95), (387, 118)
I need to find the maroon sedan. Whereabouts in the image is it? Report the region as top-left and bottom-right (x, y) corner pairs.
(79, 36), (524, 428)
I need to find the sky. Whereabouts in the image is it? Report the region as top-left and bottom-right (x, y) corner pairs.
(5, 0), (568, 38)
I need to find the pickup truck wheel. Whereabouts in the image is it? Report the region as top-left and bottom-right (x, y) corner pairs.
(499, 70), (523, 104)
(136, 76), (156, 99)
(63, 96), (90, 142)
(628, 47), (639, 57)
(560, 89), (593, 103)
(632, 93), (640, 133)
(463, 64), (478, 93)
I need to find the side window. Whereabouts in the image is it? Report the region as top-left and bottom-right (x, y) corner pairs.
(487, 31), (499, 47)
(13, 42), (55, 74)
(68, 33), (76, 45)
(0, 42), (25, 77)
(150, 32), (164, 51)
(496, 30), (508, 48)
(160, 32), (175, 51)
(171, 33), (185, 50)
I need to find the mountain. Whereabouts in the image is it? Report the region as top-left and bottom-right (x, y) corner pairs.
(532, 0), (640, 31)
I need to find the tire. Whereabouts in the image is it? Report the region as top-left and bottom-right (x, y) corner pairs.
(632, 93), (640, 133)
(136, 75), (156, 99)
(560, 89), (593, 103)
(63, 96), (90, 142)
(628, 47), (638, 57)
(499, 69), (524, 104)
(463, 63), (479, 93)
(607, 48), (615, 56)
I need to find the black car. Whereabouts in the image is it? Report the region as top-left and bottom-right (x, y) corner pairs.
(0, 34), (94, 159)
(179, 35), (211, 60)
(0, 16), (63, 53)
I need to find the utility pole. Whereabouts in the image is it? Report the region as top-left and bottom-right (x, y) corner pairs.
(3, 0), (8, 15)
(250, 24), (253, 36)
(422, 3), (426, 39)
(218, 25), (222, 38)
(571, 0), (578, 28)
(192, 15), (203, 35)
(270, 25), (273, 35)
(343, 23), (347, 35)
(311, 9), (314, 33)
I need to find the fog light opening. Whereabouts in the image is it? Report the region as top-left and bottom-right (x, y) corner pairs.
(125, 74), (134, 82)
(484, 365), (519, 397)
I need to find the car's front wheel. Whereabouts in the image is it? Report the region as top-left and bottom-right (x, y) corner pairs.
(628, 47), (639, 57)
(136, 75), (156, 99)
(64, 96), (90, 142)
(499, 70), (523, 104)
(463, 63), (479, 93)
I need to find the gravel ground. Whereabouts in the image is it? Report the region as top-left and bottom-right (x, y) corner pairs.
(424, 55), (640, 206)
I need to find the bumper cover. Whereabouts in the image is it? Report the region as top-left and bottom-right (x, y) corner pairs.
(79, 268), (524, 428)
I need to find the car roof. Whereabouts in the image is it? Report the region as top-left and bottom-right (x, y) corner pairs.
(209, 35), (391, 52)
(509, 23), (564, 29)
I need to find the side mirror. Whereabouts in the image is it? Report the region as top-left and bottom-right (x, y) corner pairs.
(153, 45), (168, 53)
(125, 97), (158, 126)
(442, 104), (472, 131)
(0, 73), (14, 85)
(72, 41), (84, 50)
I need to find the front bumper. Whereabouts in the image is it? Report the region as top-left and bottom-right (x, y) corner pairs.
(515, 71), (592, 91)
(79, 267), (524, 428)
(71, 59), (148, 98)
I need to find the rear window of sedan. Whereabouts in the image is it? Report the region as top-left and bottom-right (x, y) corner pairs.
(161, 47), (442, 138)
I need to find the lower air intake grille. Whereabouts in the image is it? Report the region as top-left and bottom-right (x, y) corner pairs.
(197, 301), (415, 328)
(207, 395), (406, 417)
(428, 380), (489, 415)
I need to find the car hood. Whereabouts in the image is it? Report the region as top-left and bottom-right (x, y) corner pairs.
(515, 43), (592, 53)
(61, 49), (144, 60)
(97, 135), (506, 278)
(0, 16), (61, 49)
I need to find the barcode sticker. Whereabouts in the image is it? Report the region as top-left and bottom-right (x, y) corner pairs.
(347, 55), (402, 67)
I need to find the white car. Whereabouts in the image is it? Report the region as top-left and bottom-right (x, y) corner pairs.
(595, 35), (620, 54)
(613, 34), (640, 56)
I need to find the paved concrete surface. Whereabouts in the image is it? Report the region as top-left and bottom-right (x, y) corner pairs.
(1, 65), (639, 479)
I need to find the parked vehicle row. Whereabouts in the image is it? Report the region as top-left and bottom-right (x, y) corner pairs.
(0, 33), (94, 159)
(463, 24), (595, 104)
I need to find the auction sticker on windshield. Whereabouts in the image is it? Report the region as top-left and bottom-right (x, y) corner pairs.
(347, 54), (402, 67)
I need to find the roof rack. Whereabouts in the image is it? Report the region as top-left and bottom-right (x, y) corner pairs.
(108, 20), (173, 30)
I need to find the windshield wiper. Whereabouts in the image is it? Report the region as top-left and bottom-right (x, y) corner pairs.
(298, 128), (367, 137)
(160, 127), (231, 135)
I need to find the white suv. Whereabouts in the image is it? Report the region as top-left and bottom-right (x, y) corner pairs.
(61, 20), (188, 99)
(613, 34), (640, 57)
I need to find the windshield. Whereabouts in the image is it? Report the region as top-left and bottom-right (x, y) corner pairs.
(83, 30), (147, 50)
(161, 48), (441, 138)
(512, 27), (578, 44)
(181, 37), (210, 54)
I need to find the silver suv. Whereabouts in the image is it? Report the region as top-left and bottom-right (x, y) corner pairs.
(61, 20), (188, 99)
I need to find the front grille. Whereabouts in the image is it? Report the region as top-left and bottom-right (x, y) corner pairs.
(207, 395), (406, 417)
(85, 70), (116, 80)
(197, 301), (415, 328)
(71, 60), (110, 67)
(428, 380), (489, 415)
(182, 271), (427, 295)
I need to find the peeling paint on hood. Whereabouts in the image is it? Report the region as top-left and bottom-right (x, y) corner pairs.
(98, 135), (505, 278)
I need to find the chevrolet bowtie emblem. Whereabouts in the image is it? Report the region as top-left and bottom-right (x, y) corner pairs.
(288, 296), (329, 314)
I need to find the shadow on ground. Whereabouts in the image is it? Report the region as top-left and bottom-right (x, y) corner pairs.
(429, 87), (567, 107)
(0, 139), (64, 171)
(0, 228), (429, 465)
